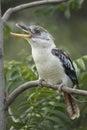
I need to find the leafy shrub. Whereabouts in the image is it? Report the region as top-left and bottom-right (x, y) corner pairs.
(5, 55), (87, 130)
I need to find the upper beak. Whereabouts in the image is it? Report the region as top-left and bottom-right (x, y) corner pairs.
(11, 23), (32, 38)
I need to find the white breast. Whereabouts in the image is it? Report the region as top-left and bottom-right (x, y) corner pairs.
(32, 46), (72, 86)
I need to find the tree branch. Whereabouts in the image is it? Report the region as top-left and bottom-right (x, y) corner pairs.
(2, 0), (68, 24)
(5, 80), (87, 110)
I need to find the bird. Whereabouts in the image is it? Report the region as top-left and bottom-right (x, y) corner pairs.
(11, 23), (80, 119)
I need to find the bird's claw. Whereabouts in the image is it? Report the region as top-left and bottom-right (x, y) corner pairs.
(39, 79), (46, 87)
(58, 83), (63, 92)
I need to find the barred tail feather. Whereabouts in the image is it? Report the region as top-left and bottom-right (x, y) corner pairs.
(63, 92), (80, 119)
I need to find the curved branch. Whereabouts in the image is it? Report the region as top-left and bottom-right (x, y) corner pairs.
(5, 80), (39, 109)
(2, 0), (68, 24)
(5, 80), (87, 110)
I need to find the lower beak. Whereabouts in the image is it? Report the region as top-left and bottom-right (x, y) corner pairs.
(10, 32), (32, 38)
(11, 23), (32, 38)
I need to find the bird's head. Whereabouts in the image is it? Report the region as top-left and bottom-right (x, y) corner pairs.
(11, 23), (55, 48)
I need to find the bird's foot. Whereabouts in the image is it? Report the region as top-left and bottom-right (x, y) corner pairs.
(39, 78), (46, 87)
(73, 84), (79, 89)
(58, 83), (64, 92)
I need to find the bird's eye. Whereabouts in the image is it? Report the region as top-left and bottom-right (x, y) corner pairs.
(34, 28), (40, 34)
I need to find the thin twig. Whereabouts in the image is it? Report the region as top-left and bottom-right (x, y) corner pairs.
(8, 107), (19, 123)
(5, 80), (87, 110)
(2, 0), (68, 24)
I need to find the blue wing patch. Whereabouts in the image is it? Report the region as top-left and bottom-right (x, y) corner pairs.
(52, 48), (78, 86)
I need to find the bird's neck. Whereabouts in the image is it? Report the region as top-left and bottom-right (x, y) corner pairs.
(31, 43), (56, 63)
(32, 40), (56, 50)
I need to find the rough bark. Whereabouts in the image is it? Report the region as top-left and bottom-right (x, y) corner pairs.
(0, 2), (6, 130)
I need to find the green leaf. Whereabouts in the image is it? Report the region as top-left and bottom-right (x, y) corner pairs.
(64, 8), (70, 18)
(46, 116), (63, 124)
(71, 0), (84, 9)
(49, 109), (71, 124)
(82, 55), (87, 61)
(57, 3), (65, 11)
(76, 58), (86, 71)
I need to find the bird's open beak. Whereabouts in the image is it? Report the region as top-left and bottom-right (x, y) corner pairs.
(11, 23), (32, 38)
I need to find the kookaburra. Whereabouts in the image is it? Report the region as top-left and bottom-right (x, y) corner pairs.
(11, 23), (80, 119)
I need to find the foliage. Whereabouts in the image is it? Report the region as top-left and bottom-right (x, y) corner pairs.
(35, 0), (84, 18)
(5, 54), (87, 130)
